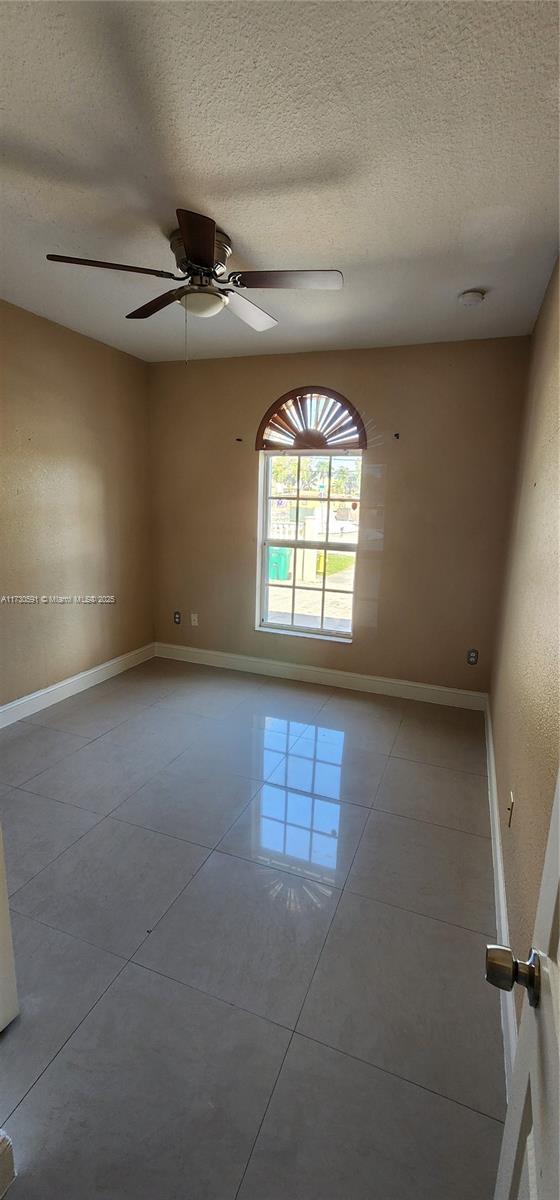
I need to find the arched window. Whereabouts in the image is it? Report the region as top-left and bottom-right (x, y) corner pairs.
(256, 387), (366, 641)
(255, 386), (367, 452)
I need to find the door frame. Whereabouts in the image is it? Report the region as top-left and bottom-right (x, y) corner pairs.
(485, 701), (518, 1092)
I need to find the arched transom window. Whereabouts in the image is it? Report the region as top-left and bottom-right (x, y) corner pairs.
(256, 387), (366, 641)
(255, 387), (367, 452)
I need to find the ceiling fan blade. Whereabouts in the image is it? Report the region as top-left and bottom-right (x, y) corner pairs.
(46, 254), (182, 280)
(225, 290), (278, 332)
(176, 210), (216, 271)
(229, 269), (343, 290)
(125, 287), (187, 320)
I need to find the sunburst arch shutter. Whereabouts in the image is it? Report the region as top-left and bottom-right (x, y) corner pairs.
(255, 387), (367, 451)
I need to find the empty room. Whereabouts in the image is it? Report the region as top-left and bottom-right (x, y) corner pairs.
(0, 2), (558, 1197)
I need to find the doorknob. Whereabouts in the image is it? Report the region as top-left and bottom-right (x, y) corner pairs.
(485, 945), (541, 1008)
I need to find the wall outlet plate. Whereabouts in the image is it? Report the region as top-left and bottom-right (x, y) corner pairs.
(190, 613), (199, 627)
(467, 648), (479, 665)
(173, 611), (181, 625)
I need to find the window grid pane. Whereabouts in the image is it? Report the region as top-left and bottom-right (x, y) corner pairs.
(269, 456), (298, 497)
(268, 498), (297, 540)
(261, 452), (359, 637)
(325, 551), (356, 593)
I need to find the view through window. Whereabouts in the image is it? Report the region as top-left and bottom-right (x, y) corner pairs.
(258, 452), (362, 638)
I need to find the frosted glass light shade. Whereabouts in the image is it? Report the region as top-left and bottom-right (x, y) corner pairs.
(179, 289), (228, 318)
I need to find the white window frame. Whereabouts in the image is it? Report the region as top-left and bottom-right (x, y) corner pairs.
(255, 449), (362, 644)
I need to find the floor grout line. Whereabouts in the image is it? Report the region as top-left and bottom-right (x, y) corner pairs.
(389, 750), (488, 779)
(2, 954), (131, 1126)
(292, 1030), (506, 1126)
(340, 883), (497, 938)
(7, 783), (108, 818)
(100, 813), (217, 850)
(117, 847), (214, 963)
(387, 708), (406, 758)
(368, 801), (492, 840)
(130, 959), (294, 1034)
(7, 816), (108, 903)
(214, 842), (347, 888)
(20, 701), (156, 741)
(232, 1024), (294, 1198)
(384, 752), (490, 781)
(7, 908), (128, 961)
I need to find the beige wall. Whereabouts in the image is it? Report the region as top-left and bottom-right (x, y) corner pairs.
(149, 336), (528, 691)
(0, 301), (153, 704)
(490, 262), (559, 987)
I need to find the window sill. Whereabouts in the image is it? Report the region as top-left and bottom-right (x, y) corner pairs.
(255, 624), (352, 646)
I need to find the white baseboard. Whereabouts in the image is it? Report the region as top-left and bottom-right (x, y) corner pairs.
(485, 700), (517, 1096)
(0, 643), (156, 729)
(154, 642), (487, 710)
(1, 639), (486, 728)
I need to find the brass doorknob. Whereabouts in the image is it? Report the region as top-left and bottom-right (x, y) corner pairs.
(485, 945), (541, 1008)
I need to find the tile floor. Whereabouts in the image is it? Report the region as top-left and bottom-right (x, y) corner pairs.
(0, 658), (505, 1198)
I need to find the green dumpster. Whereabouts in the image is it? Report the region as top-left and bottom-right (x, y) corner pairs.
(268, 547), (291, 581)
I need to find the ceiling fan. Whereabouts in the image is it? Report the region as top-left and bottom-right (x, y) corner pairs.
(46, 209), (343, 332)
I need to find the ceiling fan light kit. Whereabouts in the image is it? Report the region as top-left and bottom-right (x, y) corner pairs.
(46, 209), (343, 333)
(179, 288), (228, 318)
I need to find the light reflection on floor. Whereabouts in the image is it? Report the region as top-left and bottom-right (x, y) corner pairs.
(256, 719), (346, 879)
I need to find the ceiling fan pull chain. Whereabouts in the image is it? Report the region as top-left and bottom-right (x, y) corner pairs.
(184, 300), (189, 367)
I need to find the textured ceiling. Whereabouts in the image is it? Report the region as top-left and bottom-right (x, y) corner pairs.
(0, 1), (558, 361)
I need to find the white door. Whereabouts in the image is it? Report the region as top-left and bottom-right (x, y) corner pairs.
(489, 779), (559, 1200)
(0, 825), (19, 1031)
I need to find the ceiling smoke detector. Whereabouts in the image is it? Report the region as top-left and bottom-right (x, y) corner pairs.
(458, 288), (487, 306)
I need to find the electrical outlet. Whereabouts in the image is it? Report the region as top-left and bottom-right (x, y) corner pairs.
(467, 648), (479, 665)
(173, 611), (181, 625)
(190, 612), (199, 627)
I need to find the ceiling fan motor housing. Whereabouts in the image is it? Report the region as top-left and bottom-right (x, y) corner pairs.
(169, 227), (232, 277)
